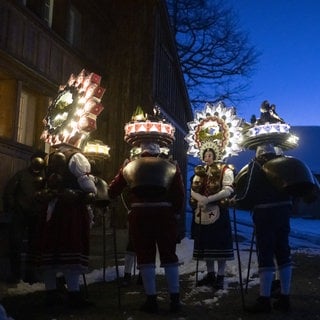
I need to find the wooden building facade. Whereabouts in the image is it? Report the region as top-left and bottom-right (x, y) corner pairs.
(0, 0), (192, 231)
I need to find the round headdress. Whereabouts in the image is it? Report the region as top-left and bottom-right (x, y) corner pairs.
(241, 100), (299, 150)
(124, 106), (175, 147)
(185, 101), (244, 161)
(40, 69), (106, 149)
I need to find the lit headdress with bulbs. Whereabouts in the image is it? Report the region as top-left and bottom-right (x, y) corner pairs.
(124, 105), (175, 148)
(240, 100), (299, 150)
(185, 101), (244, 161)
(40, 69), (106, 149)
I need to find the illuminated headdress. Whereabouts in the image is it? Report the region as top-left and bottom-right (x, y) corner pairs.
(241, 100), (299, 150)
(40, 69), (106, 149)
(124, 106), (175, 147)
(185, 101), (244, 161)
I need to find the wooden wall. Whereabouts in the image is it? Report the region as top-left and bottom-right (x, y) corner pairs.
(0, 0), (192, 233)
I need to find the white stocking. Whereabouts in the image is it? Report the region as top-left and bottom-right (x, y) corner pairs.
(64, 271), (80, 292)
(140, 267), (156, 295)
(206, 260), (215, 273)
(259, 270), (274, 297)
(43, 270), (57, 291)
(217, 260), (226, 276)
(279, 265), (292, 295)
(164, 266), (179, 294)
(124, 253), (135, 274)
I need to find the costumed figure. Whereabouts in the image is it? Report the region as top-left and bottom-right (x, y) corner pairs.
(233, 100), (318, 313)
(3, 151), (46, 284)
(34, 70), (107, 308)
(185, 101), (244, 290)
(108, 107), (185, 314)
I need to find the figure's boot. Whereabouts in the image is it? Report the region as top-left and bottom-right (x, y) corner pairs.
(122, 253), (134, 287)
(245, 296), (271, 313)
(140, 268), (157, 313)
(136, 272), (143, 285)
(245, 269), (273, 313)
(45, 289), (64, 307)
(56, 275), (68, 294)
(68, 291), (94, 309)
(140, 295), (158, 314)
(170, 293), (181, 313)
(273, 294), (291, 312)
(121, 272), (132, 287)
(214, 275), (224, 290)
(271, 279), (281, 298)
(197, 272), (215, 286)
(164, 265), (180, 312)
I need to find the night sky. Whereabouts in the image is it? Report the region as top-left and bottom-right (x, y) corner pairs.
(227, 0), (320, 126)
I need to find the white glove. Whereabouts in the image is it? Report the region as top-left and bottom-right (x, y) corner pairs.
(192, 187), (233, 206)
(228, 195), (237, 207)
(198, 197), (209, 206)
(191, 190), (207, 204)
(206, 187), (233, 203)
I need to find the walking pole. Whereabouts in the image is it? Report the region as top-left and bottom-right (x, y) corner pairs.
(111, 205), (121, 309)
(82, 273), (88, 298)
(102, 205), (107, 282)
(195, 208), (202, 286)
(245, 222), (255, 293)
(82, 203), (94, 298)
(233, 207), (246, 311)
(195, 225), (200, 285)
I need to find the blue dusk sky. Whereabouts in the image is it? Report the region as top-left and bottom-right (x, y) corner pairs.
(226, 0), (320, 126)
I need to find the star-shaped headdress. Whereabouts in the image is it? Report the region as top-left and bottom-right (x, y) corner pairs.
(185, 101), (244, 161)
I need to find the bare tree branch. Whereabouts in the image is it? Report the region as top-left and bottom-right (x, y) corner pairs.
(166, 0), (260, 109)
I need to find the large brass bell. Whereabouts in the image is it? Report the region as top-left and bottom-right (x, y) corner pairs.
(262, 156), (317, 197)
(123, 157), (177, 196)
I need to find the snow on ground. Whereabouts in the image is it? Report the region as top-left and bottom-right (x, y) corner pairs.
(3, 211), (320, 301)
(1, 210), (320, 319)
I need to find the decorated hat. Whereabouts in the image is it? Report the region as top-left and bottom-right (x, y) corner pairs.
(40, 69), (106, 149)
(124, 106), (175, 147)
(241, 100), (299, 151)
(185, 101), (244, 161)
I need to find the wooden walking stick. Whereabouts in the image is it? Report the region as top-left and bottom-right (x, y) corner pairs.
(245, 223), (256, 293)
(102, 205), (107, 282)
(110, 205), (122, 309)
(195, 206), (202, 286)
(233, 207), (246, 310)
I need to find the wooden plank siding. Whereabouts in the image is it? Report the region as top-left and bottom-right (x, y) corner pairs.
(0, 0), (192, 236)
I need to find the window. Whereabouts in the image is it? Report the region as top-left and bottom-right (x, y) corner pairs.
(25, 0), (54, 27)
(17, 90), (36, 146)
(43, 0), (54, 27)
(66, 5), (82, 47)
(0, 79), (16, 139)
(0, 73), (48, 146)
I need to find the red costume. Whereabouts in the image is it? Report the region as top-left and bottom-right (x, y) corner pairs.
(109, 106), (185, 314)
(108, 152), (185, 267)
(33, 69), (106, 309)
(33, 145), (97, 308)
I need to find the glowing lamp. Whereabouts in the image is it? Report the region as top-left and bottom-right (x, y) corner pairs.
(83, 139), (110, 160)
